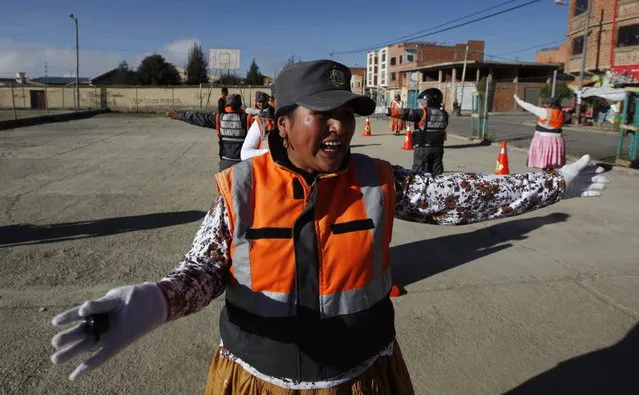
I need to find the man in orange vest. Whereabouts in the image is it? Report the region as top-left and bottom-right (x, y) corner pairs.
(168, 94), (252, 171)
(217, 87), (228, 114)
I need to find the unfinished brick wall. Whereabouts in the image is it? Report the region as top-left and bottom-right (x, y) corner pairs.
(566, 0), (639, 73)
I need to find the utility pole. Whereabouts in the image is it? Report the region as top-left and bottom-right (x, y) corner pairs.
(551, 69), (558, 97)
(69, 14), (79, 110)
(575, 4), (592, 125)
(330, 49), (334, 60)
(458, 45), (470, 115)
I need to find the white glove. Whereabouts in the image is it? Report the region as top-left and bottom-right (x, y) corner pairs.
(558, 154), (610, 198)
(51, 282), (167, 380)
(374, 106), (388, 115)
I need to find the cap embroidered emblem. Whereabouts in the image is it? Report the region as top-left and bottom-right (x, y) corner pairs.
(329, 69), (346, 87)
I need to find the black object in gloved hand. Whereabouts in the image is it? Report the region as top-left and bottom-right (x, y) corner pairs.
(84, 313), (110, 341)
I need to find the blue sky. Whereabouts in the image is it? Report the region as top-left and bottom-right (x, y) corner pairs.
(0, 0), (569, 79)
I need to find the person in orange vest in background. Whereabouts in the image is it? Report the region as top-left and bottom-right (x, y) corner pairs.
(514, 95), (566, 171)
(51, 60), (610, 394)
(167, 94), (252, 171)
(389, 94), (406, 136)
(377, 88), (448, 175)
(241, 91), (276, 160)
(218, 87), (229, 114)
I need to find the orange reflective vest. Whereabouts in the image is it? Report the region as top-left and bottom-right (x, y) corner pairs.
(214, 152), (397, 381)
(536, 108), (564, 133)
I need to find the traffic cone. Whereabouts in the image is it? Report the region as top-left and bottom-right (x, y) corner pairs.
(401, 125), (414, 150)
(495, 141), (510, 175)
(361, 117), (372, 136)
(390, 285), (402, 297)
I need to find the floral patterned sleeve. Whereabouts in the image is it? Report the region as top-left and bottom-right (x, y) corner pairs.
(156, 196), (232, 321)
(392, 166), (566, 225)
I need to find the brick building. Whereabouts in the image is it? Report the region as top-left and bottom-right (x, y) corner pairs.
(366, 40), (485, 91)
(349, 67), (366, 95)
(399, 60), (560, 113)
(535, 44), (568, 66)
(566, 0), (639, 83)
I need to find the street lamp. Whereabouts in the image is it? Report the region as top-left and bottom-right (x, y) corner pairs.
(69, 14), (79, 110)
(556, 0), (591, 125)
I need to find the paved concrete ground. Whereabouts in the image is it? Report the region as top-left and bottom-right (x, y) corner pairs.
(1, 114), (638, 394)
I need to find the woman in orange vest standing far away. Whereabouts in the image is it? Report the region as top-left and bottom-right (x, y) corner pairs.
(514, 95), (567, 171)
(50, 60), (609, 394)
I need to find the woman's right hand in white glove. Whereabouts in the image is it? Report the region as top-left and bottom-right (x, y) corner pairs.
(558, 154), (611, 198)
(50, 282), (168, 380)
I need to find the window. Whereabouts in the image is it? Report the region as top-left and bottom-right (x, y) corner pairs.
(381, 79), (386, 85)
(405, 49), (416, 63)
(381, 53), (386, 62)
(381, 63), (386, 69)
(368, 72), (372, 81)
(390, 57), (396, 66)
(617, 24), (639, 47)
(574, 0), (587, 16)
(572, 36), (584, 55)
(391, 72), (396, 81)
(399, 55), (403, 64)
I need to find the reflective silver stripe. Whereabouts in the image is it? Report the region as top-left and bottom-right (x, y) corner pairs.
(225, 283), (295, 318)
(220, 137), (246, 142)
(352, 154), (385, 276)
(317, 154), (389, 317)
(319, 267), (392, 317)
(225, 158), (295, 317)
(229, 159), (254, 289)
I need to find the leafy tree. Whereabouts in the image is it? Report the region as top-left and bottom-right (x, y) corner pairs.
(219, 74), (242, 85)
(112, 61), (137, 84)
(476, 76), (488, 98)
(186, 44), (209, 85)
(245, 59), (264, 85)
(286, 54), (302, 65)
(136, 54), (181, 85)
(540, 82), (573, 102)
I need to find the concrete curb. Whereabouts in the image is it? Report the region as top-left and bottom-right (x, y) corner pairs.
(0, 108), (110, 131)
(447, 132), (639, 176)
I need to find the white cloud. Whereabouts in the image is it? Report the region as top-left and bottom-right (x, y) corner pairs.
(0, 39), (121, 79)
(0, 38), (204, 79)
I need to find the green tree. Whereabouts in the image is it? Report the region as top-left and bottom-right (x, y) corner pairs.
(476, 76), (488, 98)
(286, 54), (302, 65)
(112, 61), (137, 85)
(540, 82), (573, 102)
(136, 54), (181, 85)
(245, 59), (264, 85)
(219, 74), (242, 85)
(185, 44), (208, 85)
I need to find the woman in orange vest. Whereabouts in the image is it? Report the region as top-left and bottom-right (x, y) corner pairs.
(50, 60), (610, 394)
(389, 94), (406, 135)
(514, 95), (567, 170)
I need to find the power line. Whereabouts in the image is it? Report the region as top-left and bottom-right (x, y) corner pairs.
(335, 0), (542, 55)
(338, 0), (519, 53)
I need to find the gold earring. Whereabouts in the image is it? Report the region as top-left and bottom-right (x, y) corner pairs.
(282, 137), (289, 149)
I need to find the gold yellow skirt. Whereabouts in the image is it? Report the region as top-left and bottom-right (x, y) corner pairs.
(204, 340), (414, 395)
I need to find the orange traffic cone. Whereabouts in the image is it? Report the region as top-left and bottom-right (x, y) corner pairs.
(401, 125), (414, 150)
(495, 141), (510, 175)
(390, 285), (402, 297)
(361, 117), (372, 136)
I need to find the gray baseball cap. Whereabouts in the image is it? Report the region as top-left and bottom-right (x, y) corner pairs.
(273, 60), (375, 117)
